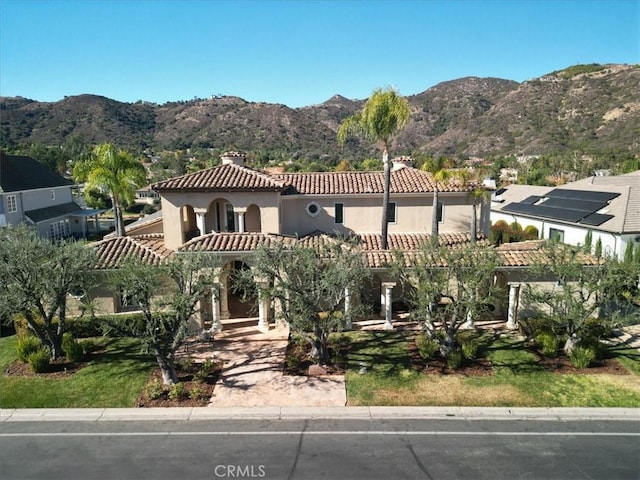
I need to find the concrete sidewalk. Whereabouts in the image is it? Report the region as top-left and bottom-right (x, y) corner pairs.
(1, 406), (638, 422)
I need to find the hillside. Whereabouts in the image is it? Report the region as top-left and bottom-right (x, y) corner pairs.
(1, 64), (638, 163)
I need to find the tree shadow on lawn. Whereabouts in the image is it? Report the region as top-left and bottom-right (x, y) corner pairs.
(346, 331), (413, 376)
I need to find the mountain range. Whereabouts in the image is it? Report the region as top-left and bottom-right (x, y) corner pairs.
(1, 63), (638, 163)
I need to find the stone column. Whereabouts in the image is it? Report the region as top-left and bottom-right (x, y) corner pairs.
(211, 284), (222, 332)
(506, 283), (521, 329)
(382, 282), (396, 330)
(220, 272), (230, 319)
(344, 287), (352, 331)
(195, 211), (206, 236)
(256, 279), (270, 332)
(235, 208), (247, 233)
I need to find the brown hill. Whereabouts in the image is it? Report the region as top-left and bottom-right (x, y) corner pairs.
(1, 63), (638, 162)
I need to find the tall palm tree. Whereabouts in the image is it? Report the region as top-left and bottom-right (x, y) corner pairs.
(338, 87), (410, 249)
(73, 143), (147, 237)
(469, 187), (490, 243)
(421, 157), (453, 243)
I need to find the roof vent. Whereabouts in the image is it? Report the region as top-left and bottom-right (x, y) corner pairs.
(221, 151), (245, 167)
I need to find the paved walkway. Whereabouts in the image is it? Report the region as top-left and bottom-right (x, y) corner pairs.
(181, 319), (347, 407)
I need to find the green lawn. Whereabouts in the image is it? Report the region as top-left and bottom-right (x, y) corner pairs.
(345, 331), (640, 407)
(0, 335), (155, 408)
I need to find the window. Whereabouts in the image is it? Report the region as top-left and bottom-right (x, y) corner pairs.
(386, 202), (397, 223)
(549, 228), (564, 242)
(119, 289), (141, 312)
(6, 195), (17, 213)
(334, 203), (344, 224)
(49, 220), (69, 241)
(437, 201), (444, 223)
(306, 201), (321, 217)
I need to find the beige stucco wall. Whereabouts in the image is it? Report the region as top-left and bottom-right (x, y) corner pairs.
(280, 192), (474, 237)
(160, 191), (282, 249)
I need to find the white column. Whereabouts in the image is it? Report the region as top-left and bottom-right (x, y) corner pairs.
(344, 287), (352, 331)
(382, 282), (396, 330)
(257, 280), (270, 332)
(463, 293), (475, 329)
(195, 212), (206, 236)
(506, 283), (521, 329)
(235, 209), (246, 233)
(220, 272), (230, 319)
(211, 284), (222, 332)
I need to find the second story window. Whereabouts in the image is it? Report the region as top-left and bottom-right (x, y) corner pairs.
(6, 195), (17, 213)
(334, 203), (344, 224)
(549, 228), (565, 242)
(387, 202), (397, 223)
(437, 201), (444, 223)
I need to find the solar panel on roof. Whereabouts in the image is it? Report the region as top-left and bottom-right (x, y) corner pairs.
(521, 195), (542, 204)
(501, 202), (590, 223)
(579, 213), (614, 226)
(545, 189), (619, 203)
(541, 197), (607, 213)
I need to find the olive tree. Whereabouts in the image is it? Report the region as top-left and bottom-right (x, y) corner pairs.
(399, 241), (500, 358)
(108, 251), (220, 384)
(524, 241), (640, 355)
(236, 239), (371, 365)
(0, 225), (96, 359)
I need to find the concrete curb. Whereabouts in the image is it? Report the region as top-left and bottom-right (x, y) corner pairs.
(1, 407), (638, 422)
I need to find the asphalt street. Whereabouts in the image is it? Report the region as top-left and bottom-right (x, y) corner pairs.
(1, 417), (639, 480)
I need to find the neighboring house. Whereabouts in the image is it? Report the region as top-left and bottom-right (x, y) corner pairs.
(0, 152), (104, 239)
(490, 170), (640, 259)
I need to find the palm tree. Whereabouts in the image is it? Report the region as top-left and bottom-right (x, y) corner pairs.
(73, 143), (147, 237)
(337, 87), (410, 249)
(469, 187), (490, 243)
(421, 157), (453, 243)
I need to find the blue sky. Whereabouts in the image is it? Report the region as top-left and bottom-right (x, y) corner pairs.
(1, 0), (638, 108)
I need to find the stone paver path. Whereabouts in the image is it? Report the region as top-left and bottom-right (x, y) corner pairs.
(189, 322), (346, 407)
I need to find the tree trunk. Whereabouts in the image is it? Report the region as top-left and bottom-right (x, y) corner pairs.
(431, 190), (439, 243)
(563, 334), (580, 356)
(470, 203), (477, 243)
(380, 147), (390, 250)
(112, 195), (125, 237)
(154, 349), (178, 385)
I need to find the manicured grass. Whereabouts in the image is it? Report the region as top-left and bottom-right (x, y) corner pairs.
(0, 335), (156, 408)
(345, 331), (640, 407)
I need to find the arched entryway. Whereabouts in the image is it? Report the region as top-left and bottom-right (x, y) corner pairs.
(207, 198), (236, 233)
(227, 261), (258, 318)
(180, 205), (198, 242)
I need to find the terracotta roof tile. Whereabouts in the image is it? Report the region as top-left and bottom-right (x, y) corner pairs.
(275, 168), (473, 195)
(150, 163), (286, 191)
(179, 232), (296, 252)
(93, 234), (172, 269)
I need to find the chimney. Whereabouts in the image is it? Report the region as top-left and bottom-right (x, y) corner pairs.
(391, 156), (414, 171)
(221, 151), (245, 167)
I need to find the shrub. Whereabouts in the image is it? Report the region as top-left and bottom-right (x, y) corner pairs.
(578, 336), (606, 360)
(536, 332), (559, 358)
(27, 348), (50, 373)
(189, 383), (208, 400)
(16, 335), (43, 363)
(145, 379), (165, 400)
(569, 346), (596, 368)
(65, 316), (103, 338)
(523, 225), (539, 239)
(461, 339), (480, 360)
(193, 359), (216, 382)
(447, 349), (464, 369)
(168, 383), (187, 401)
(79, 338), (98, 355)
(62, 332), (84, 362)
(415, 334), (439, 360)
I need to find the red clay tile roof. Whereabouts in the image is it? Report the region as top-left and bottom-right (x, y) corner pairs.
(180, 232), (296, 252)
(150, 163), (286, 191)
(275, 168), (473, 195)
(495, 240), (600, 267)
(93, 234), (172, 269)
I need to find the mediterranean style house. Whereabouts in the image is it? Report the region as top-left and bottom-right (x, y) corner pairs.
(490, 170), (640, 260)
(0, 152), (103, 239)
(88, 152), (590, 331)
